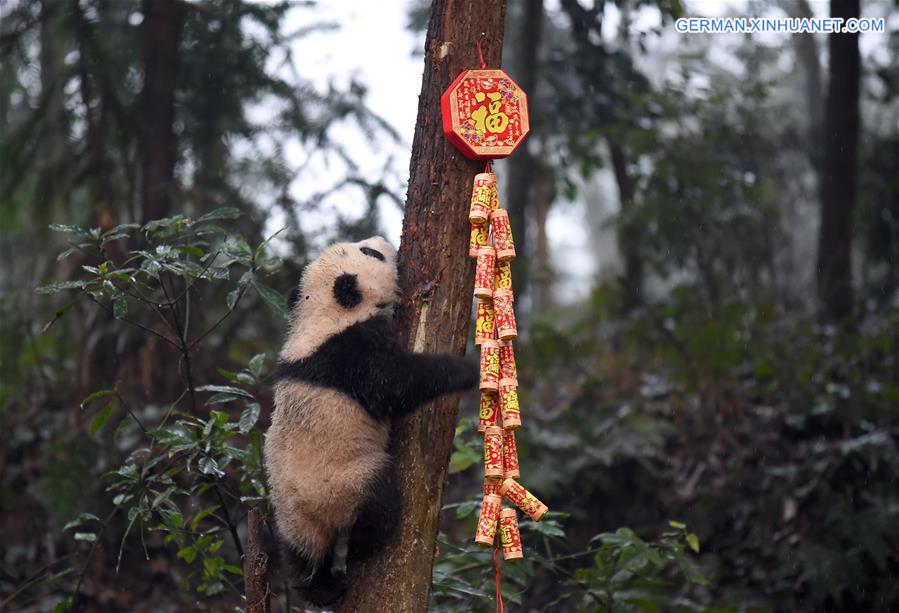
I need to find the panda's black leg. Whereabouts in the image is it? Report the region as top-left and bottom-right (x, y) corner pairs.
(304, 542), (347, 607)
(348, 464), (401, 562)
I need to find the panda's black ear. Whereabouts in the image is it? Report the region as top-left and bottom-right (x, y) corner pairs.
(287, 288), (301, 310)
(333, 273), (362, 309)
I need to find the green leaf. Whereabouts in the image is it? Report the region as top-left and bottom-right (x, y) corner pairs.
(81, 389), (114, 408)
(686, 532), (700, 553)
(252, 279), (288, 320)
(677, 556), (709, 585)
(235, 372), (256, 386)
(239, 403), (261, 434)
(448, 443), (480, 474)
(36, 280), (86, 294)
(52, 599), (73, 613)
(90, 404), (113, 434)
(209, 410), (229, 426)
(205, 581), (225, 595)
(196, 385), (255, 399)
(63, 512), (101, 531)
(48, 568), (73, 583)
(113, 296), (128, 318)
(103, 223), (140, 236)
(626, 597), (660, 612)
(57, 247), (80, 261)
(197, 207), (242, 223)
(668, 520), (686, 529)
(198, 456), (225, 478)
(178, 545), (198, 564)
(453, 500), (481, 519)
(190, 505), (221, 531)
(152, 486), (178, 509)
(524, 519), (566, 538)
(205, 392), (241, 405)
(248, 353), (266, 377)
(49, 223), (93, 238)
(176, 244), (204, 257)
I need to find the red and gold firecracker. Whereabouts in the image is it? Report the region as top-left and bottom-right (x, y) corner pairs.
(502, 430), (520, 479)
(483, 426), (504, 478)
(474, 247), (496, 299)
(474, 299), (496, 346)
(468, 172), (496, 224)
(483, 478), (502, 497)
(469, 222), (489, 257)
(499, 381), (521, 430)
(490, 209), (516, 261)
(494, 261), (513, 297)
(500, 478), (548, 522)
(479, 339), (500, 392)
(478, 392), (500, 432)
(494, 290), (517, 341)
(499, 340), (517, 385)
(500, 508), (524, 561)
(474, 493), (503, 546)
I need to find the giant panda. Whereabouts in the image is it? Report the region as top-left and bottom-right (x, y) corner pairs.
(264, 236), (478, 606)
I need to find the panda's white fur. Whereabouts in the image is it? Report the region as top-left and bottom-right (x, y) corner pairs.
(264, 236), (477, 606)
(266, 381), (389, 560)
(280, 236), (397, 362)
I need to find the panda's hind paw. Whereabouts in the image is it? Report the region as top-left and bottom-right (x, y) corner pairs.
(304, 570), (347, 608)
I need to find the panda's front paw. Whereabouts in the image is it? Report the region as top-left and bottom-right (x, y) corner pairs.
(453, 357), (480, 390)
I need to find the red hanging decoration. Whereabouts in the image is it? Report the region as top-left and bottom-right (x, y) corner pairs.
(441, 39), (548, 613)
(440, 69), (530, 160)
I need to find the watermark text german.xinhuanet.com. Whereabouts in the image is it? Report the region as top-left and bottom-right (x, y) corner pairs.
(675, 17), (885, 35)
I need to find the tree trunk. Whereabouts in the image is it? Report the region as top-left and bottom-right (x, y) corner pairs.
(337, 1), (507, 611)
(816, 0), (860, 321)
(243, 508), (270, 613)
(609, 142), (642, 311)
(504, 0), (544, 311)
(531, 155), (553, 313)
(139, 0), (183, 222)
(786, 0), (823, 155)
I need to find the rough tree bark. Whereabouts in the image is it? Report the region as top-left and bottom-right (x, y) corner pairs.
(337, 1), (507, 611)
(139, 0), (183, 222)
(243, 508), (270, 613)
(816, 0), (860, 321)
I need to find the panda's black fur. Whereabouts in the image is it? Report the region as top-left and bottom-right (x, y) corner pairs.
(276, 315), (479, 421)
(265, 236), (477, 607)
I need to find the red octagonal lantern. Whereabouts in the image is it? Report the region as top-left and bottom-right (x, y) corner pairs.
(441, 69), (530, 160)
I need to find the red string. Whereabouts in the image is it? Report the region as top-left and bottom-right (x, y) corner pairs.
(485, 161), (492, 174)
(493, 542), (504, 613)
(476, 39), (487, 69)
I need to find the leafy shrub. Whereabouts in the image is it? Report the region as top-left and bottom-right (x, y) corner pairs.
(29, 209), (282, 611)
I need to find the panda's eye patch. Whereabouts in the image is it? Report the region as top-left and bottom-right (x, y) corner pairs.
(333, 273), (362, 309)
(360, 246), (385, 261)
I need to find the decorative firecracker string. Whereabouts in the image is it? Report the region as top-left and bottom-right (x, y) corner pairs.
(442, 44), (543, 613)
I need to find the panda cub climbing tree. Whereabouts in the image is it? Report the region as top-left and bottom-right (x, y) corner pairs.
(264, 236), (478, 606)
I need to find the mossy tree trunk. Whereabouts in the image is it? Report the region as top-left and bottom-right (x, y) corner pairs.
(337, 1), (507, 611)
